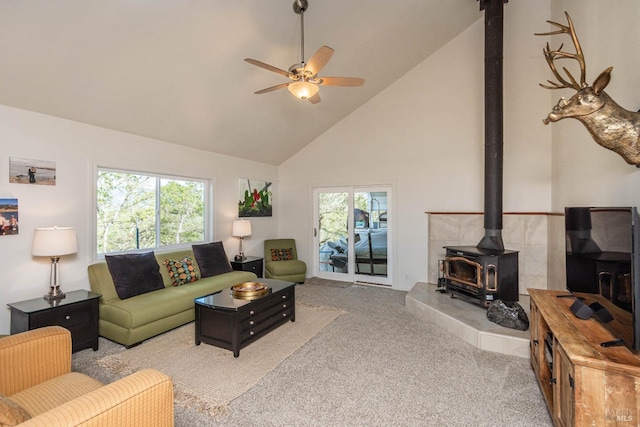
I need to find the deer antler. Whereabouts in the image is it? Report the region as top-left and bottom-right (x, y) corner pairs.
(535, 11), (586, 90)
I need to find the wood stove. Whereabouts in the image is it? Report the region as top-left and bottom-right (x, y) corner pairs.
(435, 1), (518, 308)
(442, 246), (519, 306)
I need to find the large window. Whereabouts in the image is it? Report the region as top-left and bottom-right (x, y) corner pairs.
(96, 168), (208, 255)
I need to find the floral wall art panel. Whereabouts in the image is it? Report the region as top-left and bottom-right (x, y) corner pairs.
(239, 178), (272, 217)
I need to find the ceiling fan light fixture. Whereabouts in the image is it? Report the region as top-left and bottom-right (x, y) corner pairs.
(244, 0), (363, 104)
(288, 80), (319, 100)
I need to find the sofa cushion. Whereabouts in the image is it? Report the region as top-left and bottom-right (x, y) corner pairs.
(270, 248), (294, 261)
(0, 394), (31, 426)
(171, 270), (257, 300)
(192, 242), (233, 278)
(100, 271), (257, 329)
(100, 287), (193, 329)
(163, 258), (198, 286)
(105, 252), (165, 299)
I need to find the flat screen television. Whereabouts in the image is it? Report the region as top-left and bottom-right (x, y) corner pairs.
(565, 207), (640, 351)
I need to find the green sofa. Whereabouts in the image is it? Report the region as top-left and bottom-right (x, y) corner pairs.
(88, 248), (256, 347)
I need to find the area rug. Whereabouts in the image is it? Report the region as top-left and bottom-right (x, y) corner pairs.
(304, 276), (352, 288)
(96, 303), (343, 416)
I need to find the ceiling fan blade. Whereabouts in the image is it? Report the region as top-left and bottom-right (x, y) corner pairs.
(317, 77), (365, 87)
(244, 58), (291, 77)
(304, 46), (334, 77)
(308, 93), (321, 104)
(255, 83), (290, 94)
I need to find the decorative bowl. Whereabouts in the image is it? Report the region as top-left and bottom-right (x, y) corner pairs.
(231, 282), (269, 299)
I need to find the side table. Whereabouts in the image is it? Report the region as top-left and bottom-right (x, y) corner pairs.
(230, 256), (264, 278)
(7, 289), (101, 353)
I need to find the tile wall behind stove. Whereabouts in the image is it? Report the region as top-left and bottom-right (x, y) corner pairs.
(426, 212), (566, 295)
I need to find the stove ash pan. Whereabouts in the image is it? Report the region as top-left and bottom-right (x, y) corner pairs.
(441, 246), (519, 307)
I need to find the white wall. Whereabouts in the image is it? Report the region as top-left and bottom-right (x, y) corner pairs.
(0, 105), (277, 334)
(278, 0), (553, 290)
(550, 1), (640, 208)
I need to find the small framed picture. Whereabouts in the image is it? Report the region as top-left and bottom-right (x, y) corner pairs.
(0, 198), (19, 236)
(9, 157), (56, 185)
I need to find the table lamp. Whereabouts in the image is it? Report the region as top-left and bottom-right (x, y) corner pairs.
(232, 220), (252, 261)
(32, 226), (78, 300)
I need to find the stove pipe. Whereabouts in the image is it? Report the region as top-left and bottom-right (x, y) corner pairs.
(477, 0), (507, 251)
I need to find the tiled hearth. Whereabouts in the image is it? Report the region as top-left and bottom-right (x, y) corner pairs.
(406, 212), (567, 358)
(406, 283), (530, 358)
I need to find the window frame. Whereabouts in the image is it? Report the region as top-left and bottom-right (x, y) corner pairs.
(93, 165), (212, 260)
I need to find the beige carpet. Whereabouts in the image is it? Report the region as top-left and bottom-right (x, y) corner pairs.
(305, 276), (352, 288)
(96, 303), (343, 416)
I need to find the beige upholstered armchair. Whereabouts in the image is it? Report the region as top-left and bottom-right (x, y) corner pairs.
(0, 326), (174, 427)
(264, 238), (307, 283)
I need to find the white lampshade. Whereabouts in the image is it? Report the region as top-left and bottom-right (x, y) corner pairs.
(32, 226), (77, 301)
(32, 227), (78, 257)
(288, 80), (319, 100)
(232, 220), (252, 238)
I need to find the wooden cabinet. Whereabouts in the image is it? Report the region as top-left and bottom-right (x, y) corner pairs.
(194, 280), (295, 357)
(530, 298), (553, 402)
(8, 290), (101, 353)
(529, 289), (640, 426)
(554, 345), (574, 427)
(230, 256), (264, 278)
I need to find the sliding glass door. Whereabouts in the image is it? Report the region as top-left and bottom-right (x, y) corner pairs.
(314, 188), (351, 280)
(313, 186), (391, 286)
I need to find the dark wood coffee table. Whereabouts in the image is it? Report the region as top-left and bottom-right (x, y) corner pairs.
(194, 279), (295, 357)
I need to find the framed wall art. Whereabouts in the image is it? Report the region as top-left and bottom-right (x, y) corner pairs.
(239, 178), (272, 217)
(0, 198), (19, 236)
(9, 157), (56, 185)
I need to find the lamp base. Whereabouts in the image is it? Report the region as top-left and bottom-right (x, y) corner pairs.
(44, 257), (66, 301)
(234, 254), (247, 262)
(44, 287), (65, 301)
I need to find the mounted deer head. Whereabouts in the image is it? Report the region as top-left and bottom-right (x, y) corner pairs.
(536, 12), (640, 166)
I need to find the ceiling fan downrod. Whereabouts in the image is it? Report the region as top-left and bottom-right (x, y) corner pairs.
(294, 0), (308, 67)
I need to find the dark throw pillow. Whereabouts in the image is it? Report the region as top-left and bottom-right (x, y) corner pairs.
(105, 252), (164, 299)
(271, 248), (293, 261)
(192, 241), (233, 278)
(164, 258), (199, 286)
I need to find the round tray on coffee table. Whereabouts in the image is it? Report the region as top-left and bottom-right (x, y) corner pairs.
(230, 281), (269, 299)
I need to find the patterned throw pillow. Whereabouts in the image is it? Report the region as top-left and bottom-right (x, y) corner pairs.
(0, 394), (31, 426)
(271, 248), (293, 261)
(164, 258), (199, 286)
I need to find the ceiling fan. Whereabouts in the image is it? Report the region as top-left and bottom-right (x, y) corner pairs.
(244, 0), (364, 104)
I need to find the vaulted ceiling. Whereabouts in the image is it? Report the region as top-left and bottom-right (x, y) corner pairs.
(0, 0), (480, 165)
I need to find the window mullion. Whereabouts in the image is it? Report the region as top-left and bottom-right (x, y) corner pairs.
(156, 177), (161, 248)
